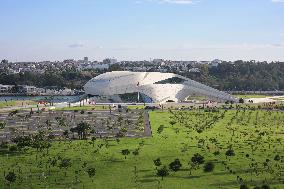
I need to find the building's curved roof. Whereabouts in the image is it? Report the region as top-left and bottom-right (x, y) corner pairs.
(84, 71), (237, 103)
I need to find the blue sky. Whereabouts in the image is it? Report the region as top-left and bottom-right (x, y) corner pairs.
(0, 0), (284, 62)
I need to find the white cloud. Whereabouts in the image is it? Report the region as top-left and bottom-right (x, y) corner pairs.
(160, 0), (197, 4)
(143, 0), (199, 5)
(271, 0), (284, 3)
(68, 43), (84, 48)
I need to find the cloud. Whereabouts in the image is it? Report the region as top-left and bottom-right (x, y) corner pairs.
(166, 43), (284, 51)
(68, 43), (84, 48)
(160, 0), (197, 4)
(142, 0), (199, 5)
(271, 0), (284, 3)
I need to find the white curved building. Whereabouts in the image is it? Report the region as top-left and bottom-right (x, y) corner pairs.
(84, 71), (237, 103)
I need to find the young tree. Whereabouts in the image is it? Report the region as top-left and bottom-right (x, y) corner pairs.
(132, 148), (139, 156)
(86, 167), (96, 182)
(91, 136), (96, 147)
(59, 158), (72, 176)
(191, 153), (205, 166)
(260, 184), (270, 189)
(156, 166), (169, 180)
(121, 149), (130, 159)
(225, 148), (235, 157)
(70, 122), (91, 139)
(5, 172), (16, 186)
(157, 125), (164, 134)
(169, 159), (182, 172)
(240, 184), (249, 189)
(0, 121), (6, 129)
(154, 158), (162, 168)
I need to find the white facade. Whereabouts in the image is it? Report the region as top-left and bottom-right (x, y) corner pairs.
(84, 71), (237, 103)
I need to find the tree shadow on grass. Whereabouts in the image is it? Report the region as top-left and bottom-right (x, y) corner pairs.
(139, 178), (157, 183)
(101, 159), (124, 163)
(142, 173), (202, 180)
(209, 178), (282, 188)
(139, 169), (152, 173)
(170, 175), (202, 179)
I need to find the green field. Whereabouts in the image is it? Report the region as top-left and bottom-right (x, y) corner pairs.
(0, 101), (17, 108)
(0, 100), (37, 108)
(0, 109), (283, 189)
(234, 94), (267, 99)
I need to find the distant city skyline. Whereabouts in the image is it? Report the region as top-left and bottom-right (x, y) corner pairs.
(0, 0), (284, 62)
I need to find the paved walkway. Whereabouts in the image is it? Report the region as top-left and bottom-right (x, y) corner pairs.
(143, 111), (152, 137)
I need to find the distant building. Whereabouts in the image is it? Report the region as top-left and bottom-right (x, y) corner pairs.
(93, 63), (110, 70)
(153, 59), (164, 64)
(1, 59), (8, 64)
(103, 58), (117, 64)
(211, 59), (222, 67)
(18, 85), (37, 94)
(84, 57), (89, 63)
(188, 68), (200, 73)
(84, 71), (237, 103)
(0, 84), (13, 93)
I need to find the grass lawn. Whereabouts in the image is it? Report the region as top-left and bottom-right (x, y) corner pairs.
(234, 94), (267, 99)
(0, 109), (283, 189)
(0, 100), (37, 108)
